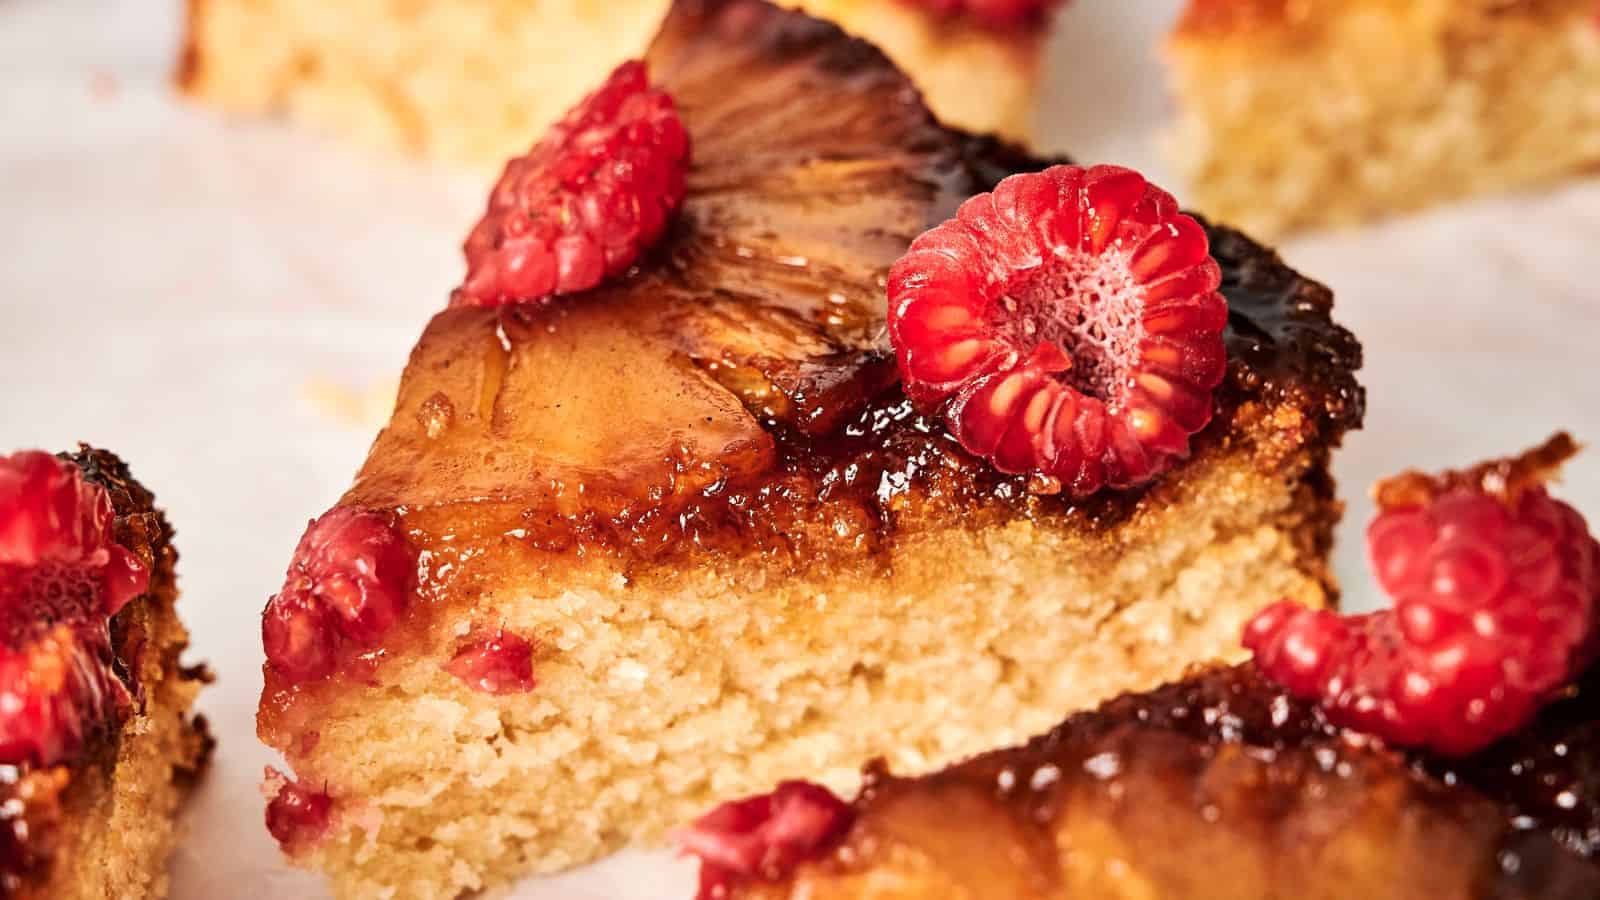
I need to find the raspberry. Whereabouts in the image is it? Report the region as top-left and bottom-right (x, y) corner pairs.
(678, 780), (854, 899)
(263, 767), (333, 855)
(887, 165), (1227, 496)
(444, 628), (537, 694)
(456, 61), (690, 306)
(1244, 435), (1600, 756)
(905, 0), (1063, 29)
(262, 507), (416, 684)
(0, 451), (147, 767)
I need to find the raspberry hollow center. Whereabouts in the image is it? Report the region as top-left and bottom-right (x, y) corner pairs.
(995, 251), (1144, 406)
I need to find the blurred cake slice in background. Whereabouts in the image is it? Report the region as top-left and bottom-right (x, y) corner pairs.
(0, 448), (211, 900)
(177, 0), (1061, 162)
(1165, 0), (1600, 235)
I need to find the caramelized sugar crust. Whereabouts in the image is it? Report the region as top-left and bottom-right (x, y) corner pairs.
(743, 663), (1600, 898)
(0, 449), (212, 899)
(342, 0), (1361, 567)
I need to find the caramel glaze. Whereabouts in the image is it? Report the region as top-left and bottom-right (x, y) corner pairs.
(813, 663), (1600, 897)
(0, 449), (213, 896)
(341, 0), (1363, 573)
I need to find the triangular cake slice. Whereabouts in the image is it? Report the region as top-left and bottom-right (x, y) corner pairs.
(254, 1), (1362, 897)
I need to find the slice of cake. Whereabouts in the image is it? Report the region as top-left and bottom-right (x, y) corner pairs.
(685, 436), (1600, 898)
(0, 447), (212, 899)
(252, 1), (1361, 897)
(177, 0), (1057, 163)
(686, 662), (1600, 899)
(1166, 0), (1600, 235)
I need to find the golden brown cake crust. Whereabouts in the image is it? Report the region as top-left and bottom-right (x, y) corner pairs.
(0, 449), (212, 900)
(732, 663), (1600, 898)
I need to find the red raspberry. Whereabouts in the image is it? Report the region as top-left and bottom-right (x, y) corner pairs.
(263, 767), (333, 855)
(905, 0), (1063, 29)
(456, 61), (690, 306)
(1244, 435), (1600, 756)
(678, 780), (854, 899)
(887, 165), (1227, 496)
(262, 507), (416, 684)
(0, 451), (147, 767)
(444, 628), (537, 694)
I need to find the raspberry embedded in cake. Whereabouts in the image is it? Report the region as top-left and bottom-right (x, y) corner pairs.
(251, 2), (1361, 897)
(262, 506), (417, 683)
(680, 780), (854, 899)
(444, 627), (538, 695)
(1245, 434), (1600, 756)
(0, 448), (210, 899)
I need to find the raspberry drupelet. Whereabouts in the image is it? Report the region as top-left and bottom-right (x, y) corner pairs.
(1246, 434), (1600, 756)
(457, 60), (691, 306)
(887, 164), (1228, 497)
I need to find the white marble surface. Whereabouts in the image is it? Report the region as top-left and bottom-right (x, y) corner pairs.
(2, 1), (1598, 897)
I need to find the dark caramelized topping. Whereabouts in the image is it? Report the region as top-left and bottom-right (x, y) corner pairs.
(342, 0), (1362, 571)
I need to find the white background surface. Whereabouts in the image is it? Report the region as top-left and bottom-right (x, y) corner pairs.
(3, 1), (1599, 897)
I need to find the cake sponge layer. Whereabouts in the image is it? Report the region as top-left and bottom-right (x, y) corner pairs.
(269, 431), (1338, 899)
(179, 0), (1041, 163)
(1167, 0), (1600, 235)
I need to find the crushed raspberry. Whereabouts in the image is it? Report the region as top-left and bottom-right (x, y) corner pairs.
(261, 507), (416, 684)
(679, 780), (854, 899)
(887, 164), (1227, 496)
(456, 60), (690, 306)
(904, 0), (1063, 29)
(0, 451), (147, 767)
(1244, 435), (1600, 756)
(263, 767), (333, 855)
(444, 628), (537, 694)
